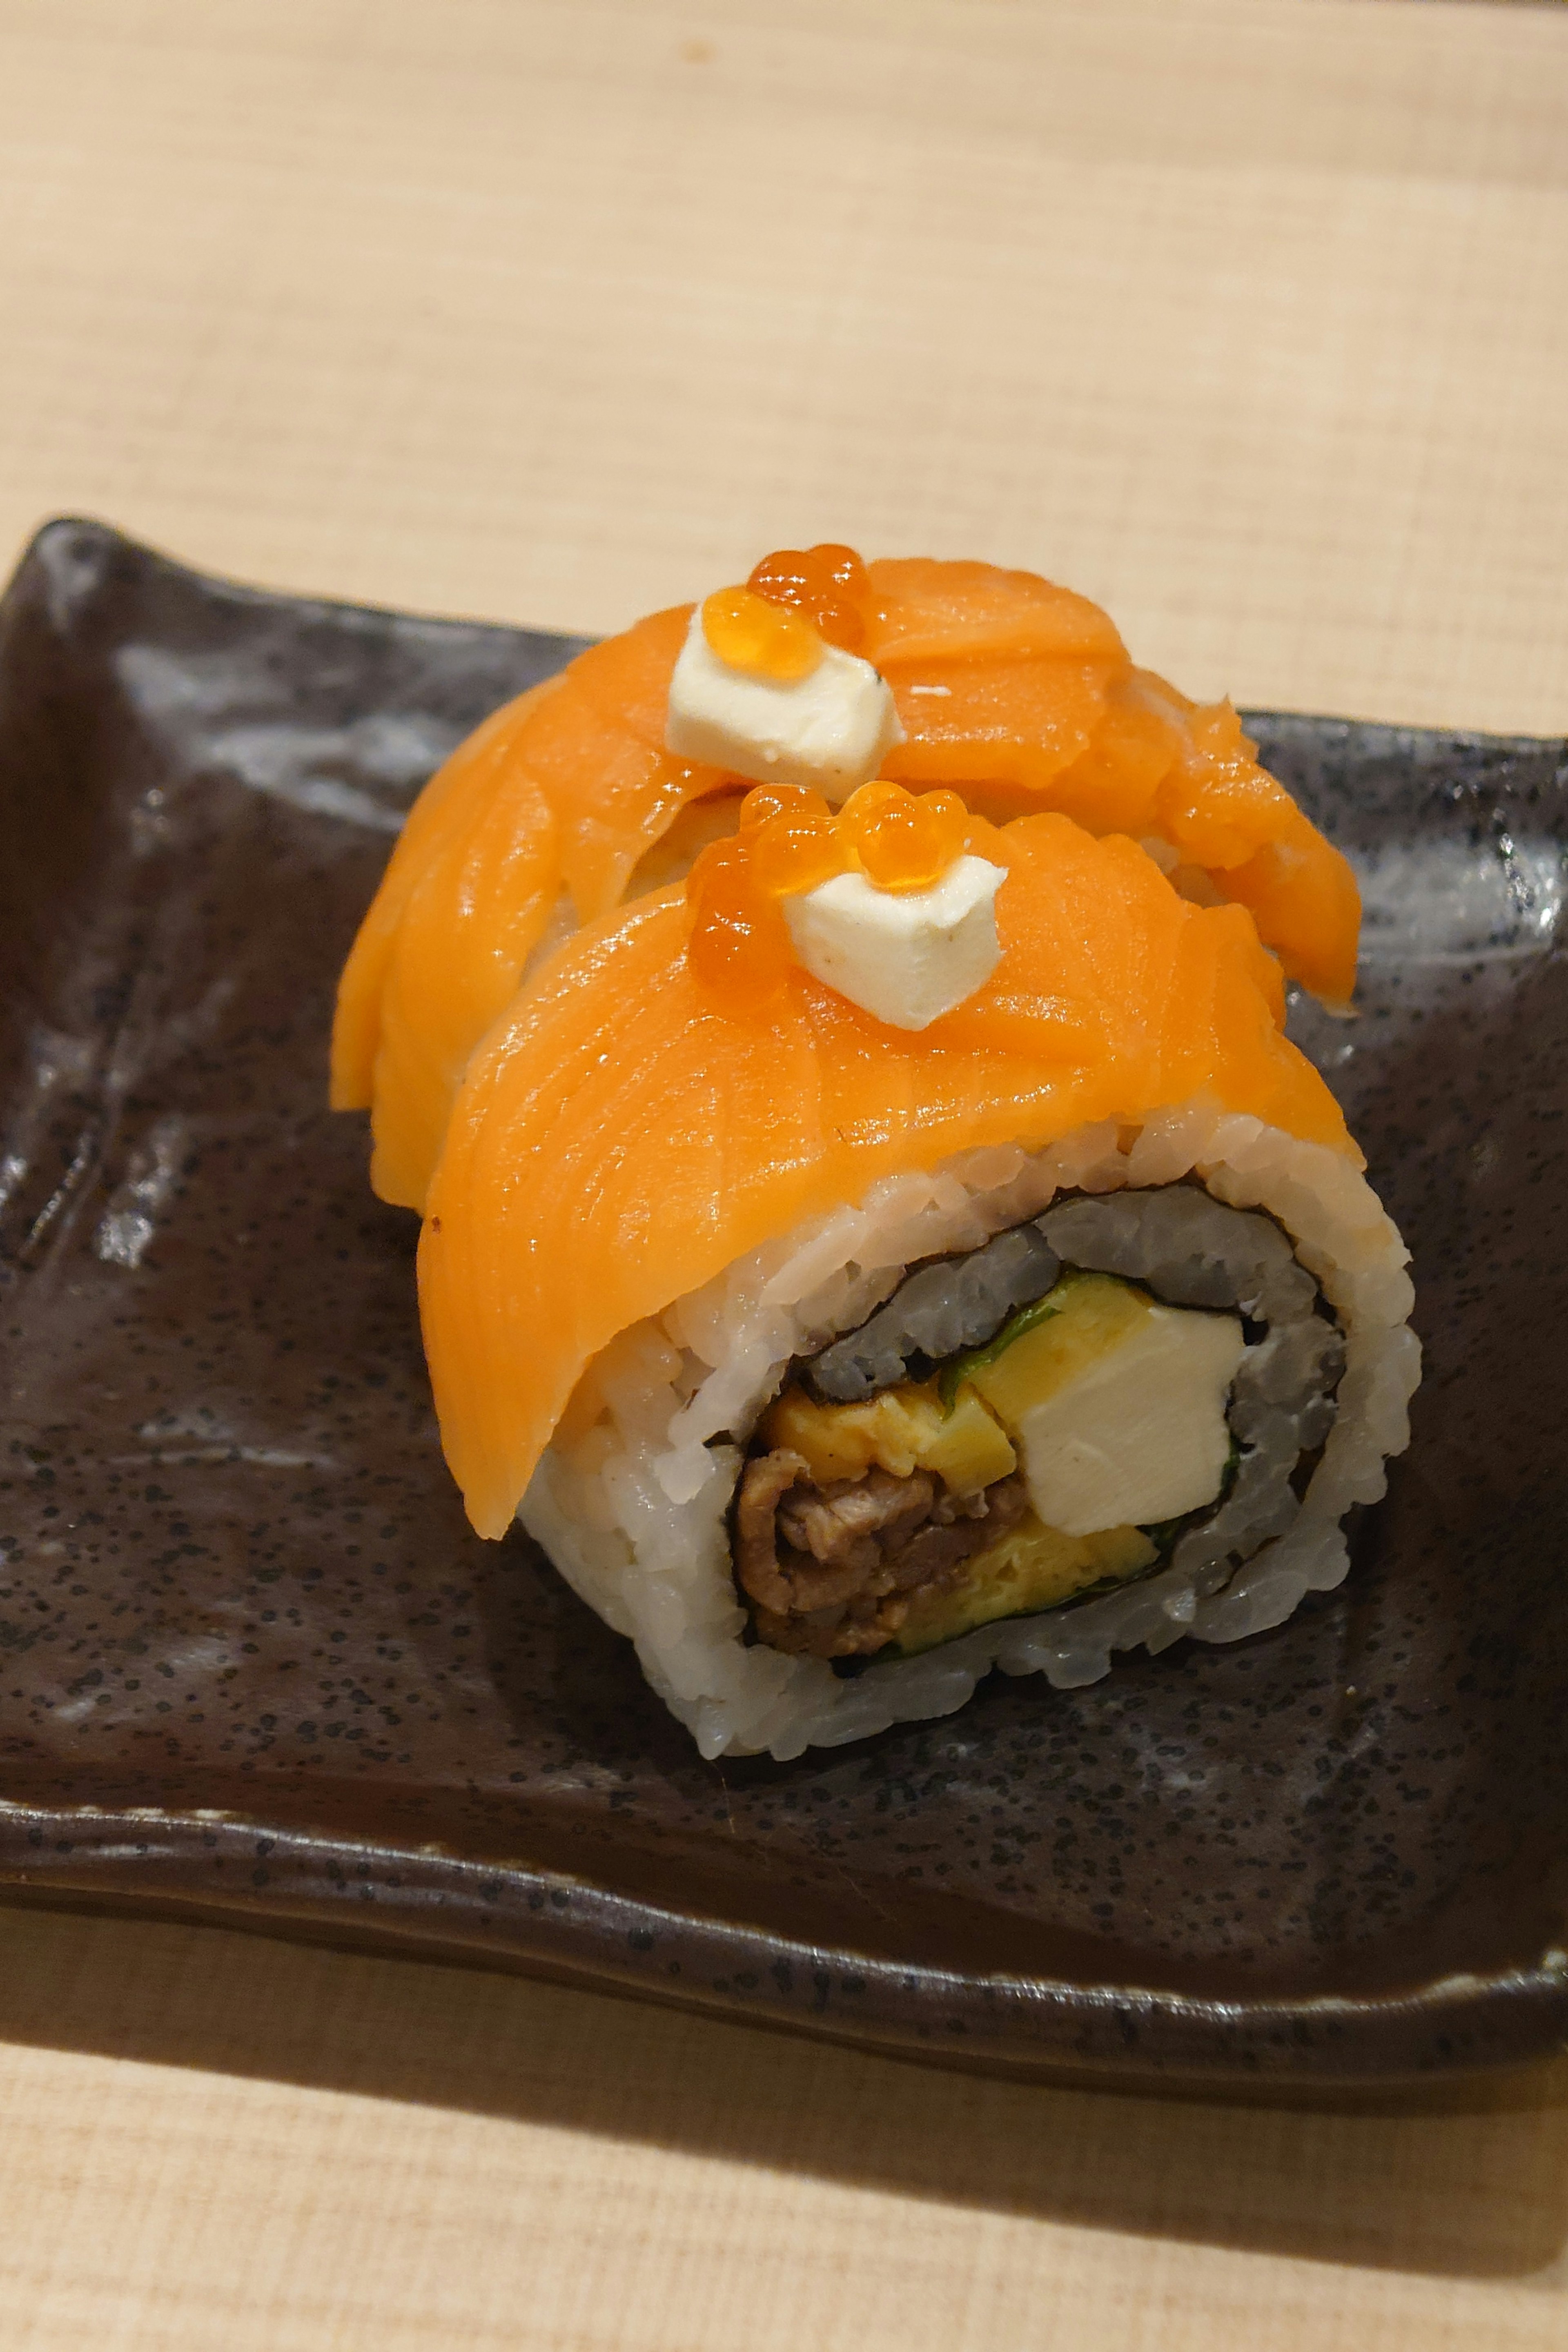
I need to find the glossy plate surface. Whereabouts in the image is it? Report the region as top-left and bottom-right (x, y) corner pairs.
(2, 520), (1565, 2085)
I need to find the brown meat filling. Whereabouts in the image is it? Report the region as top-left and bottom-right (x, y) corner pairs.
(734, 1448), (1029, 1659)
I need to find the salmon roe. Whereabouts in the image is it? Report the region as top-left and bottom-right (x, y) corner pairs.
(747, 543), (872, 655)
(736, 782), (846, 900)
(702, 586), (824, 683)
(748, 808), (847, 900)
(685, 838), (793, 1007)
(735, 781), (831, 839)
(840, 782), (972, 893)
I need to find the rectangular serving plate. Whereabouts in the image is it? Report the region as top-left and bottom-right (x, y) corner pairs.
(2, 519), (1565, 2087)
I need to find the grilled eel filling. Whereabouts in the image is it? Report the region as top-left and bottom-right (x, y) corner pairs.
(733, 1185), (1345, 1662)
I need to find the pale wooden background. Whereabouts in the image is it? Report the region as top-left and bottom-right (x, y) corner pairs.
(1, 1), (1566, 2346)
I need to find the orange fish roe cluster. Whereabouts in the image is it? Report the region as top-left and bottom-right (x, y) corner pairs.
(839, 781), (971, 893)
(747, 543), (872, 654)
(686, 780), (1004, 1007)
(738, 782), (846, 900)
(700, 585), (825, 683)
(685, 837), (795, 1009)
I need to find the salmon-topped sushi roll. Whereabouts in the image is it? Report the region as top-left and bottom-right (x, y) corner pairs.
(333, 546), (1361, 1213)
(408, 761), (1414, 1759)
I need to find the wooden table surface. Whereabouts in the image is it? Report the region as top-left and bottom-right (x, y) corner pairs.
(1, 1), (1566, 2344)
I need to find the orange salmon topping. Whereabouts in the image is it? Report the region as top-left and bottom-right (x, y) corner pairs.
(328, 679), (564, 1212)
(701, 585), (824, 682)
(333, 552), (1362, 1219)
(747, 543), (871, 653)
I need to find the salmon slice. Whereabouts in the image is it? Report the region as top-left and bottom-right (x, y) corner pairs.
(864, 564), (1359, 1006)
(862, 557), (1126, 667)
(330, 682), (566, 1208)
(364, 748), (561, 1209)
(1148, 695), (1361, 1005)
(331, 615), (730, 1211)
(882, 656), (1114, 792)
(519, 605), (728, 919)
(330, 680), (561, 1116)
(335, 557), (1360, 1215)
(419, 815), (1352, 1539)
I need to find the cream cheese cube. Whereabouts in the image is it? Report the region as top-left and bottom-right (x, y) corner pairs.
(1016, 1304), (1246, 1535)
(664, 607), (903, 799)
(783, 856), (1005, 1031)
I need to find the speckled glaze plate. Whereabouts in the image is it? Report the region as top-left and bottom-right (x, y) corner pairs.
(2, 520), (1566, 2088)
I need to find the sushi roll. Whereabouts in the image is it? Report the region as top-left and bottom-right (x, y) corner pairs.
(333, 546), (1361, 1212)
(410, 760), (1418, 1759)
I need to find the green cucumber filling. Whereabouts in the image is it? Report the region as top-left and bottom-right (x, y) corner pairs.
(731, 1187), (1344, 1662)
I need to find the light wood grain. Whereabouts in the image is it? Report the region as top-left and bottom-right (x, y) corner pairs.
(1, 0), (1566, 2346)
(0, 1904), (1565, 2352)
(0, 0), (1565, 730)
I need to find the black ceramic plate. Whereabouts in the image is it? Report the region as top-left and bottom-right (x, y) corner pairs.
(2, 520), (1565, 2088)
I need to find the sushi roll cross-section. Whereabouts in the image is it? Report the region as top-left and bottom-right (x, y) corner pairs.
(334, 544), (1418, 1760)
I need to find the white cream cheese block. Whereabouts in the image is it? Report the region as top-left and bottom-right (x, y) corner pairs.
(782, 855), (1005, 1031)
(1017, 1303), (1247, 1535)
(664, 607), (903, 798)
